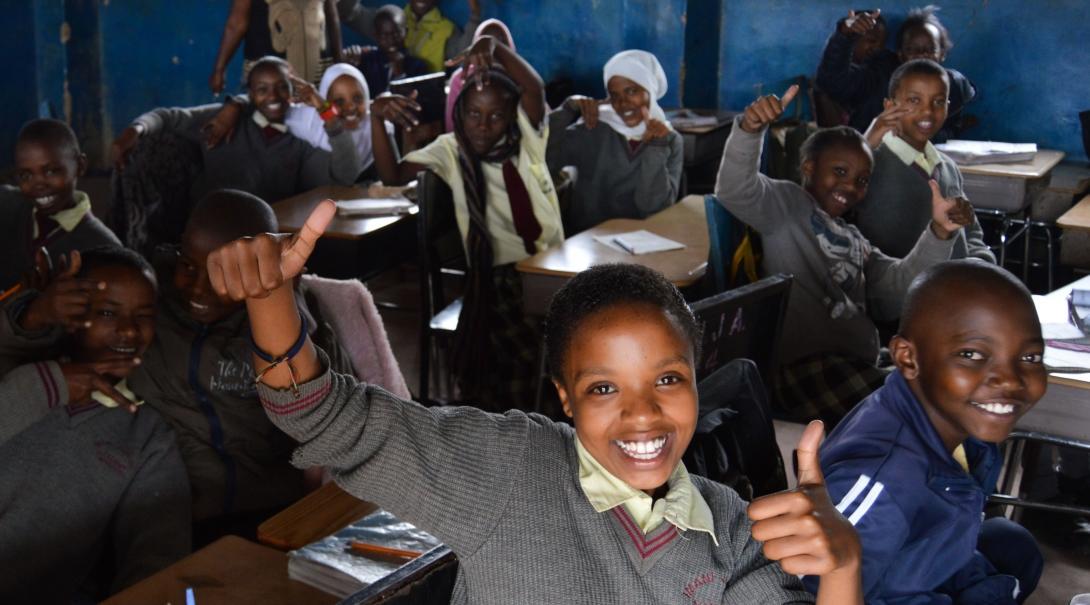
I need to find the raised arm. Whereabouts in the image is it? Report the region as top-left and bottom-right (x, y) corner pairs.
(210, 0), (252, 94)
(814, 11), (885, 106)
(323, 0), (344, 61)
(446, 36), (547, 127)
(370, 94), (426, 185)
(443, 0), (482, 61)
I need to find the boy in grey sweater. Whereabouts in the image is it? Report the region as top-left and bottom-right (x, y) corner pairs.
(714, 84), (970, 427)
(200, 200), (871, 604)
(0, 247), (190, 603)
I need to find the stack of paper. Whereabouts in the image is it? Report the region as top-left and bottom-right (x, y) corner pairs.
(287, 509), (442, 598)
(595, 230), (686, 255)
(935, 140), (1037, 165)
(336, 198), (415, 217)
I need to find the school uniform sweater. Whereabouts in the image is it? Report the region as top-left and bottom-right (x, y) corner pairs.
(546, 103), (684, 234)
(714, 118), (956, 366)
(359, 46), (429, 95)
(130, 104), (360, 203)
(0, 361), (191, 603)
(257, 353), (815, 604)
(127, 288), (351, 521)
(803, 371), (1018, 604)
(0, 186), (120, 293)
(815, 27), (976, 141)
(854, 140), (994, 263)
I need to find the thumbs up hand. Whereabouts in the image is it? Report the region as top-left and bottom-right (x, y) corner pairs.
(206, 199), (336, 301)
(747, 421), (861, 580)
(928, 179), (974, 241)
(739, 85), (799, 134)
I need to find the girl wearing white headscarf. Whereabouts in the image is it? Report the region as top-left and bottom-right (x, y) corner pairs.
(546, 49), (683, 234)
(286, 63), (395, 177)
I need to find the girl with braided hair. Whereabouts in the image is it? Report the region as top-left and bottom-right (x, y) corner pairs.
(370, 35), (563, 408)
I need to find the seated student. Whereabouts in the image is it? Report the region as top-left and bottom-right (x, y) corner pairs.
(815, 6), (976, 142)
(853, 59), (994, 262)
(207, 63), (396, 183)
(1, 119), (120, 303)
(444, 18), (516, 132)
(547, 50), (683, 234)
(804, 260), (1045, 604)
(126, 189), (351, 536)
(813, 10), (894, 128)
(206, 208), (868, 602)
(370, 37), (563, 408)
(208, 0), (343, 94)
(350, 5), (429, 95)
(714, 85), (969, 427)
(111, 56), (360, 207)
(404, 0), (480, 73)
(0, 246), (190, 603)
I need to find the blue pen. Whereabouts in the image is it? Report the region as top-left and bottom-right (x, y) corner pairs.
(186, 587), (196, 605)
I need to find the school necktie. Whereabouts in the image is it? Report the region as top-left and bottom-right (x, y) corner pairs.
(501, 160), (541, 255)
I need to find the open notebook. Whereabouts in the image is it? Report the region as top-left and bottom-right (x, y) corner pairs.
(335, 198), (416, 217)
(594, 230), (686, 255)
(935, 140), (1037, 165)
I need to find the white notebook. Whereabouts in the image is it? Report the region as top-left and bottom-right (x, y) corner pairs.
(935, 140), (1037, 165)
(595, 230), (686, 255)
(336, 198), (415, 217)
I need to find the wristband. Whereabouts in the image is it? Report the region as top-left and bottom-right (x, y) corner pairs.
(250, 312), (308, 395)
(319, 102), (339, 122)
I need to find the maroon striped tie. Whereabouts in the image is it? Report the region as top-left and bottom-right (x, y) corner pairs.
(502, 160), (542, 255)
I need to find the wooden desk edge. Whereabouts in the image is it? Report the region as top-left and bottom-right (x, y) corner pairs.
(1056, 194), (1090, 231)
(258, 482), (377, 551)
(956, 150), (1066, 178)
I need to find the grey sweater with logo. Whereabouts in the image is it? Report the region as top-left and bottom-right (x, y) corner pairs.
(0, 361), (190, 603)
(714, 119), (955, 366)
(257, 357), (814, 604)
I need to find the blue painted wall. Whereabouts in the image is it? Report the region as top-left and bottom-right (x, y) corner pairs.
(3, 0), (1086, 168)
(718, 0), (1090, 162)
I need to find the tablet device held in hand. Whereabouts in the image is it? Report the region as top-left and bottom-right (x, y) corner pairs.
(389, 72), (447, 125)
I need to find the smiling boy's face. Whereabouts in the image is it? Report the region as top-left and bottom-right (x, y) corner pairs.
(893, 284), (1047, 451)
(249, 64), (292, 123)
(803, 142), (872, 218)
(555, 303), (698, 497)
(172, 227), (243, 325)
(606, 76), (651, 128)
(74, 265), (157, 380)
(14, 139), (86, 215)
(886, 72), (949, 151)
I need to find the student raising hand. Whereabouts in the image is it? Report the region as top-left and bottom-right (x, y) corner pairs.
(739, 85), (799, 134)
(748, 420), (863, 605)
(928, 179), (974, 239)
(19, 250), (105, 333)
(371, 90), (422, 131)
(841, 9), (881, 36)
(863, 102), (912, 149)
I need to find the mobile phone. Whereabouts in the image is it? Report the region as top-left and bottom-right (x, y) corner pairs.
(389, 72), (446, 125)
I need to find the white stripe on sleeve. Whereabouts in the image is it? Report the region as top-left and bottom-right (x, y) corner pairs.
(848, 481), (885, 525)
(835, 474), (871, 514)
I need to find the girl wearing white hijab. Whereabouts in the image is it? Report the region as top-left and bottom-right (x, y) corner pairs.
(546, 49), (683, 234)
(286, 63), (395, 177)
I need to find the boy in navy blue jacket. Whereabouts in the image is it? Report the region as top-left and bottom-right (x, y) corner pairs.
(804, 260), (1044, 604)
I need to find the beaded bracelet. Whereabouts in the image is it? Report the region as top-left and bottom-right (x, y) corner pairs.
(250, 312), (308, 396)
(319, 101), (339, 122)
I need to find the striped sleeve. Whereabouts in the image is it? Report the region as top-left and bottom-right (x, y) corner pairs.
(0, 361), (68, 446)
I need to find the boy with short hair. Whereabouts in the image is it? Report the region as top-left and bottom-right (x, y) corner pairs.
(1, 119), (119, 301)
(804, 260), (1045, 604)
(853, 59), (994, 263)
(352, 4), (429, 95)
(0, 246), (190, 603)
(126, 189), (350, 537)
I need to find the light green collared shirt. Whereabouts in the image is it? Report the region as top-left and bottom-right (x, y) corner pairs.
(32, 191), (91, 238)
(575, 436), (718, 545)
(882, 130), (942, 175)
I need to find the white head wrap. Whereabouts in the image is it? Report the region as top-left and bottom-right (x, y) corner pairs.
(286, 63), (384, 171)
(596, 50), (672, 140)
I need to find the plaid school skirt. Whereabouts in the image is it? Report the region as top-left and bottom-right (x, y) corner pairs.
(773, 352), (890, 429)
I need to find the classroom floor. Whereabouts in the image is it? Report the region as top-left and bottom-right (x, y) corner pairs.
(365, 266), (1090, 605)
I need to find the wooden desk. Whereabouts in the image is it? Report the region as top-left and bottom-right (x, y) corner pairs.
(665, 110), (739, 194)
(102, 536), (337, 605)
(957, 150), (1067, 180)
(274, 185), (418, 281)
(516, 195), (708, 315)
(259, 481), (377, 551)
(1057, 195), (1090, 234)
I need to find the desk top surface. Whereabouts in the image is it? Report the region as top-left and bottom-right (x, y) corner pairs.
(1057, 195), (1090, 232)
(259, 482), (377, 551)
(274, 185), (418, 241)
(515, 195), (709, 286)
(1036, 273), (1090, 389)
(102, 536), (337, 605)
(956, 149), (1066, 179)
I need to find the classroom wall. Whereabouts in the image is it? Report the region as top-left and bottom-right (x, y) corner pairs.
(3, 0), (1086, 169)
(718, 0), (1090, 162)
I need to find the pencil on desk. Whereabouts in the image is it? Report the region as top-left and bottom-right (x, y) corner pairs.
(349, 541), (423, 560)
(0, 283), (22, 303)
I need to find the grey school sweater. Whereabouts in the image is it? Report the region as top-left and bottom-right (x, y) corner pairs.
(714, 118), (956, 366)
(258, 357), (814, 604)
(0, 185), (120, 293)
(854, 144), (995, 263)
(0, 361), (191, 603)
(131, 103), (360, 203)
(546, 103), (684, 234)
